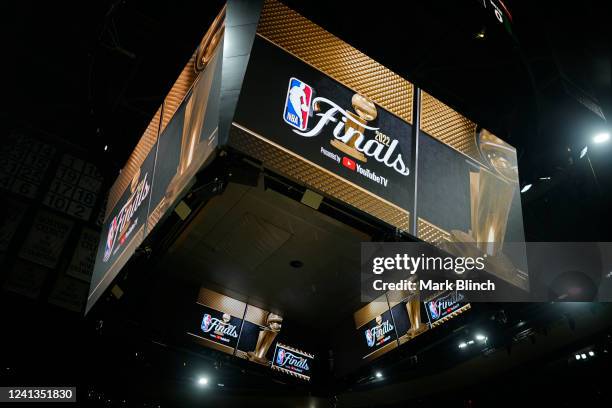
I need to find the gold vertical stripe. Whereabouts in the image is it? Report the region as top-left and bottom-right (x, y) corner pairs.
(257, 0), (412, 123)
(197, 287), (247, 318)
(160, 53), (199, 135)
(420, 91), (482, 163)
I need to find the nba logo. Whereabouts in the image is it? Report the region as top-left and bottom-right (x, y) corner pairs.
(428, 301), (440, 320)
(201, 314), (212, 332)
(277, 348), (285, 366)
(103, 217), (118, 262)
(283, 77), (313, 131)
(365, 329), (375, 347)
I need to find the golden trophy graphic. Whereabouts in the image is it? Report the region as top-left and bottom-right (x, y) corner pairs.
(213, 313), (231, 336)
(444, 128), (526, 288)
(405, 293), (427, 339)
(195, 6), (225, 72)
(328, 93), (376, 162)
(157, 24), (223, 216)
(246, 313), (283, 365)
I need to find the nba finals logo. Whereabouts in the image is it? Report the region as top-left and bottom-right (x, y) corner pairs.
(103, 172), (150, 262)
(200, 313), (239, 338)
(275, 347), (310, 371)
(365, 315), (394, 348)
(282, 76), (410, 179)
(283, 77), (313, 131)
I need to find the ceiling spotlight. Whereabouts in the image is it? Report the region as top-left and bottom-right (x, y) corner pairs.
(475, 27), (486, 39)
(575, 354), (581, 360)
(197, 377), (209, 386)
(104, 145), (108, 151)
(475, 334), (487, 341)
(593, 132), (610, 144)
(580, 146), (588, 159)
(588, 351), (595, 357)
(520, 184), (532, 193)
(467, 340), (475, 345)
(539, 176), (551, 180)
(458, 342), (468, 349)
(375, 371), (383, 378)
(581, 353), (587, 359)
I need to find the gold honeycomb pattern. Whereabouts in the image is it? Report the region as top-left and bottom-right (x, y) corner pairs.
(417, 217), (451, 245)
(244, 304), (271, 326)
(161, 52), (199, 135)
(429, 304), (471, 328)
(197, 287), (247, 318)
(257, 0), (412, 123)
(230, 124), (410, 231)
(420, 91), (483, 164)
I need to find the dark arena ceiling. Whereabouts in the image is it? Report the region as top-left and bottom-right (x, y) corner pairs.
(3, 1), (612, 407)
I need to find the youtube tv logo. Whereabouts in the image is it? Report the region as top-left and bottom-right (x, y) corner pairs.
(342, 156), (356, 171)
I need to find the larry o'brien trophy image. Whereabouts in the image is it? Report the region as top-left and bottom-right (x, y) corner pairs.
(157, 11), (224, 215)
(402, 292), (428, 341)
(246, 312), (283, 365)
(327, 93), (376, 163)
(390, 289), (428, 344)
(442, 128), (528, 289)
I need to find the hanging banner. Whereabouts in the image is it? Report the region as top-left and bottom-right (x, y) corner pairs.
(0, 198), (27, 252)
(19, 210), (74, 268)
(48, 275), (90, 313)
(66, 227), (99, 283)
(3, 260), (50, 299)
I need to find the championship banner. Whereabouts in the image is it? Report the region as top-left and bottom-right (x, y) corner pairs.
(3, 260), (50, 299)
(48, 275), (90, 313)
(66, 227), (99, 283)
(19, 210), (74, 269)
(0, 198), (27, 252)
(271, 343), (314, 381)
